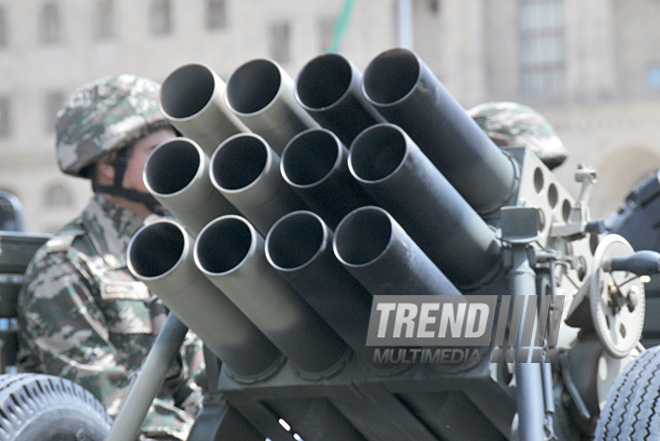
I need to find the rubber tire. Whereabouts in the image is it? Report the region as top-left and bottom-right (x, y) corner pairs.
(0, 373), (112, 441)
(594, 345), (660, 440)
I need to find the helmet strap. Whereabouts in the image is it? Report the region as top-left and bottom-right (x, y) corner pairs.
(92, 148), (165, 215)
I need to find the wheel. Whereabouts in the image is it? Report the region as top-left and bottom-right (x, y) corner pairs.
(0, 373), (112, 441)
(594, 345), (660, 440)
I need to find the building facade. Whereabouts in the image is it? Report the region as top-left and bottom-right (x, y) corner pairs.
(0, 0), (659, 231)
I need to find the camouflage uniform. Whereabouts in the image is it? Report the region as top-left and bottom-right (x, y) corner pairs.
(17, 75), (204, 441)
(467, 101), (568, 170)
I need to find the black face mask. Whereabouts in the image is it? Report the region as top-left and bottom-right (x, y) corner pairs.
(92, 148), (167, 216)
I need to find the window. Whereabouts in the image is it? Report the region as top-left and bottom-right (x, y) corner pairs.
(269, 21), (290, 64)
(206, 0), (227, 30)
(647, 65), (660, 92)
(0, 7), (7, 48)
(150, 0), (172, 35)
(45, 91), (65, 133)
(43, 183), (72, 208)
(519, 0), (565, 97)
(39, 2), (61, 44)
(93, 0), (115, 40)
(0, 97), (10, 138)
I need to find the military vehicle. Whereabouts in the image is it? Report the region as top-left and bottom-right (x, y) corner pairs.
(1, 48), (659, 441)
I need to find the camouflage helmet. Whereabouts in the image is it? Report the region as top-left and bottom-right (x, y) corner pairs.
(467, 101), (568, 170)
(55, 74), (170, 178)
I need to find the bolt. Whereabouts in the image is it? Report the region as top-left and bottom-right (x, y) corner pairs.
(627, 286), (641, 309)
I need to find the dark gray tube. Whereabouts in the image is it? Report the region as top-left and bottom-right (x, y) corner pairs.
(143, 138), (238, 235)
(295, 53), (385, 145)
(265, 398), (367, 441)
(362, 48), (517, 214)
(225, 58), (318, 155)
(349, 123), (501, 289)
(265, 210), (374, 362)
(210, 133), (306, 236)
(194, 215), (348, 376)
(333, 206), (461, 297)
(127, 219), (282, 380)
(281, 128), (374, 228)
(159, 63), (248, 155)
(509, 245), (546, 441)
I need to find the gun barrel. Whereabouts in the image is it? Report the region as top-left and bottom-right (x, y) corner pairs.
(159, 63), (248, 155)
(265, 210), (374, 362)
(127, 219), (283, 380)
(295, 53), (385, 145)
(210, 133), (306, 236)
(194, 215), (348, 376)
(333, 206), (462, 297)
(349, 123), (501, 288)
(143, 138), (237, 235)
(225, 58), (318, 154)
(362, 48), (518, 214)
(281, 128), (374, 228)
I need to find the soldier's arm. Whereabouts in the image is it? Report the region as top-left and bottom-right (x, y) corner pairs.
(17, 251), (132, 415)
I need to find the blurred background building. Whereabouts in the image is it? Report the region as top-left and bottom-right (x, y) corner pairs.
(0, 0), (659, 232)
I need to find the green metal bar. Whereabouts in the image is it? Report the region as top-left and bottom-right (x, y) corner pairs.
(105, 313), (189, 441)
(327, 0), (356, 53)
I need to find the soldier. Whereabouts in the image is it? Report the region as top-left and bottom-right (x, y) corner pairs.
(467, 101), (568, 170)
(16, 75), (203, 441)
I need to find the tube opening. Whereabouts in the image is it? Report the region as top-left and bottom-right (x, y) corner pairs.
(212, 136), (268, 190)
(296, 54), (352, 109)
(226, 59), (281, 114)
(363, 49), (419, 104)
(160, 64), (216, 119)
(351, 125), (406, 182)
(266, 212), (325, 270)
(196, 217), (253, 274)
(145, 140), (200, 195)
(282, 130), (339, 187)
(129, 222), (185, 278)
(334, 207), (392, 266)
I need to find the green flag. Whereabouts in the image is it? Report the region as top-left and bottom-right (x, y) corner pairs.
(326, 0), (356, 53)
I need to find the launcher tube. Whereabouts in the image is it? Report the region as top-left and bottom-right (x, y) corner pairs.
(362, 48), (517, 213)
(159, 63), (248, 155)
(225, 58), (318, 155)
(195, 215), (348, 376)
(127, 219), (282, 379)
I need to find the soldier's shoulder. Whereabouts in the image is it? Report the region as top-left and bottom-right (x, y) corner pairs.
(41, 217), (100, 256)
(24, 220), (93, 278)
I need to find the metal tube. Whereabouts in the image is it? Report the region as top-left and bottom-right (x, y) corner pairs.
(210, 133), (306, 236)
(265, 210), (374, 362)
(225, 58), (318, 155)
(349, 123), (501, 289)
(194, 215), (348, 376)
(508, 244), (546, 441)
(281, 128), (374, 228)
(333, 206), (461, 297)
(362, 48), (517, 214)
(294, 53), (384, 145)
(106, 314), (188, 441)
(159, 63), (248, 155)
(143, 137), (238, 235)
(265, 398), (367, 441)
(127, 219), (283, 380)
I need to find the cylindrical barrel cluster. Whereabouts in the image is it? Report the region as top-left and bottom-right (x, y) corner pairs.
(130, 49), (517, 380)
